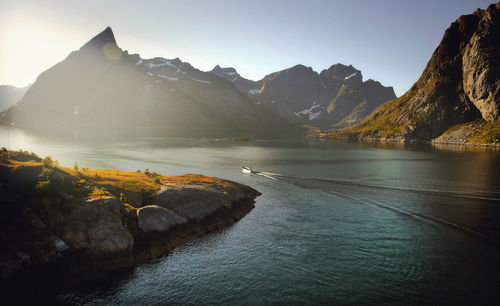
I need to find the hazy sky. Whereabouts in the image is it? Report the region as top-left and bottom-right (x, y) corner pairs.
(0, 0), (494, 95)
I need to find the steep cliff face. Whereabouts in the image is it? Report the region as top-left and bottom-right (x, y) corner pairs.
(344, 3), (500, 142)
(249, 64), (395, 127)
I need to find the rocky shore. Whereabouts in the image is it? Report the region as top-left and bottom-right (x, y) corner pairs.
(0, 150), (260, 299)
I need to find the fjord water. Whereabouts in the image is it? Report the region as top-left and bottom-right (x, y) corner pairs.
(2, 127), (500, 304)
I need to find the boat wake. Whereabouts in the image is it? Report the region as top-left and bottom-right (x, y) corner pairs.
(244, 169), (500, 246)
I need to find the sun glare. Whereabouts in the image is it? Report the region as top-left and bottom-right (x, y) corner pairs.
(0, 9), (83, 87)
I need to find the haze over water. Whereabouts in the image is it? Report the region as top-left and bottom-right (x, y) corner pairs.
(2, 126), (500, 304)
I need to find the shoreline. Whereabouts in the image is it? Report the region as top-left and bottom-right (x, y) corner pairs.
(0, 150), (261, 300)
(305, 133), (500, 150)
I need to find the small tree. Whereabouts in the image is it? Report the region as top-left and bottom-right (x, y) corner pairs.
(119, 192), (127, 203)
(73, 162), (79, 171)
(42, 156), (54, 167)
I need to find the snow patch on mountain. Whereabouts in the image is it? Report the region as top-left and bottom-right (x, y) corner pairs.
(249, 89), (260, 94)
(136, 59), (144, 66)
(295, 102), (321, 120)
(146, 58), (176, 68)
(345, 72), (358, 80)
(223, 71), (236, 75)
(191, 77), (211, 84)
(157, 74), (178, 81)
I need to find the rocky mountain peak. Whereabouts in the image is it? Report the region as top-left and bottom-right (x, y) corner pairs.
(320, 64), (359, 80)
(80, 27), (117, 51)
(211, 65), (238, 75)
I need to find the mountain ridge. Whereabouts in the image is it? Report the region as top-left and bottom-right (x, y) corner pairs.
(0, 26), (396, 139)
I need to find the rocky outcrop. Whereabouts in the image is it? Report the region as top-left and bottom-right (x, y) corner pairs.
(38, 197), (134, 261)
(155, 182), (251, 221)
(137, 205), (188, 232)
(337, 3), (500, 142)
(0, 154), (261, 295)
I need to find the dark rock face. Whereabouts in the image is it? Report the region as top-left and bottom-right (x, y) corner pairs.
(80, 26), (117, 51)
(348, 3), (500, 141)
(248, 64), (396, 128)
(39, 197), (134, 259)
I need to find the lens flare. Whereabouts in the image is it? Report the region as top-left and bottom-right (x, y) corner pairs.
(103, 42), (122, 60)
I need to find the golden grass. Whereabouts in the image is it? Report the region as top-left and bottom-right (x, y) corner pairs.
(1, 159), (42, 170)
(123, 203), (137, 211)
(61, 167), (163, 194)
(60, 169), (233, 195)
(468, 119), (500, 143)
(2, 150), (234, 199)
(88, 188), (110, 199)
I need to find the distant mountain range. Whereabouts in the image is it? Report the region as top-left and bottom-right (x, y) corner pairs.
(320, 2), (500, 144)
(0, 85), (29, 111)
(0, 27), (395, 138)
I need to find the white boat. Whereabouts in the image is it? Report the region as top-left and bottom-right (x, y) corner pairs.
(241, 166), (255, 174)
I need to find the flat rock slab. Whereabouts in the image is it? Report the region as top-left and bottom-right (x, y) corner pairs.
(137, 205), (187, 233)
(155, 183), (248, 221)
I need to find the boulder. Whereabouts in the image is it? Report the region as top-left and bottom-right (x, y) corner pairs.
(136, 205), (187, 233)
(49, 197), (134, 258)
(155, 183), (247, 221)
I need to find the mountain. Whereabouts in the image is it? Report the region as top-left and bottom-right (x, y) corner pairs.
(0, 27), (395, 139)
(0, 27), (288, 139)
(334, 2), (500, 143)
(0, 85), (29, 111)
(210, 65), (262, 94)
(211, 63), (396, 129)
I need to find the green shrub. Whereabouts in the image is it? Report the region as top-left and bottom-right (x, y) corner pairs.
(35, 180), (51, 192)
(119, 192), (127, 203)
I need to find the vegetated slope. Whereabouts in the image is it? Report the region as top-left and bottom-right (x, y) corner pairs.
(337, 3), (499, 143)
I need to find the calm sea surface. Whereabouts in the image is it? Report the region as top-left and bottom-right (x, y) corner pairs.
(2, 127), (500, 305)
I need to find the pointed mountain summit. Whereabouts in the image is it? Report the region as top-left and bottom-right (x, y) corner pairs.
(80, 26), (117, 51)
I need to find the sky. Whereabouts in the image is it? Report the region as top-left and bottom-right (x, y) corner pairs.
(0, 0), (495, 96)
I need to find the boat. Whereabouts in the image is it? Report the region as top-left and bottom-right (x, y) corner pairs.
(241, 166), (256, 174)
